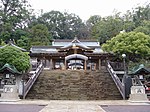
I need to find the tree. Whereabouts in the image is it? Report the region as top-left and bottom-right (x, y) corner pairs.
(0, 39), (6, 45)
(91, 16), (123, 44)
(86, 15), (101, 38)
(63, 12), (87, 39)
(88, 4), (150, 44)
(0, 0), (33, 42)
(0, 0), (32, 29)
(102, 32), (150, 61)
(30, 24), (51, 45)
(12, 29), (30, 40)
(86, 15), (101, 27)
(37, 11), (64, 39)
(133, 20), (150, 36)
(0, 46), (30, 72)
(17, 36), (30, 50)
(132, 4), (150, 27)
(37, 10), (87, 39)
(122, 10), (135, 32)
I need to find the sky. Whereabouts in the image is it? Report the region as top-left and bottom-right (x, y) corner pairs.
(28, 0), (149, 21)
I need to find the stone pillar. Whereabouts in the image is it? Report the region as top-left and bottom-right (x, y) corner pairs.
(64, 60), (67, 70)
(42, 57), (46, 68)
(50, 58), (53, 70)
(53, 60), (55, 69)
(19, 80), (24, 99)
(44, 58), (46, 68)
(84, 60), (87, 70)
(16, 75), (22, 90)
(45, 59), (50, 69)
(99, 59), (101, 70)
(95, 61), (98, 70)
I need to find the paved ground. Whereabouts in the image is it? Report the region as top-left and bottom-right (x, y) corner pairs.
(0, 104), (45, 112)
(101, 105), (150, 112)
(0, 100), (150, 112)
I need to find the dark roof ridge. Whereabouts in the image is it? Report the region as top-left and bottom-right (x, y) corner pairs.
(53, 39), (98, 42)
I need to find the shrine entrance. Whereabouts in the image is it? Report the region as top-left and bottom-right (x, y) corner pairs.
(30, 38), (111, 71)
(65, 54), (88, 70)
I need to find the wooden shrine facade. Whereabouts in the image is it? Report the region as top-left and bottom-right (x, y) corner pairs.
(30, 37), (112, 70)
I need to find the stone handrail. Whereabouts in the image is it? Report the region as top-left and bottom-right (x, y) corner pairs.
(106, 61), (125, 99)
(20, 62), (43, 99)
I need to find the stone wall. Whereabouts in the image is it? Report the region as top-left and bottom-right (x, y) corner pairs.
(26, 69), (122, 100)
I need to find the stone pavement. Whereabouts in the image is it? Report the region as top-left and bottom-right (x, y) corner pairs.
(1, 100), (149, 112)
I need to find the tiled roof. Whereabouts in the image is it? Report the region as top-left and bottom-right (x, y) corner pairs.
(30, 47), (58, 53)
(0, 43), (26, 51)
(30, 38), (104, 54)
(0, 63), (21, 75)
(130, 64), (150, 75)
(53, 39), (98, 42)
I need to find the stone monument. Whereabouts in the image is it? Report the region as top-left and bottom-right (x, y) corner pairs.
(129, 86), (149, 102)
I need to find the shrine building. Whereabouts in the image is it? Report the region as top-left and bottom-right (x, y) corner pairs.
(30, 37), (112, 70)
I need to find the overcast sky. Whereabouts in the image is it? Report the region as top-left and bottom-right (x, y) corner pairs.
(28, 0), (149, 21)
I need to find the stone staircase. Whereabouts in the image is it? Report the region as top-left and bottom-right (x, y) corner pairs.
(26, 68), (122, 100)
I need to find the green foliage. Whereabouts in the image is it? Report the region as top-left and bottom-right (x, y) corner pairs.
(133, 4), (150, 27)
(133, 20), (150, 36)
(89, 4), (150, 44)
(102, 32), (150, 60)
(122, 10), (136, 32)
(0, 46), (30, 72)
(91, 16), (123, 44)
(0, 0), (33, 42)
(17, 36), (31, 50)
(37, 11), (87, 39)
(0, 31), (11, 42)
(12, 29), (30, 41)
(0, 39), (6, 46)
(0, 0), (32, 28)
(86, 15), (101, 26)
(0, 0), (149, 49)
(30, 24), (51, 45)
(86, 15), (101, 38)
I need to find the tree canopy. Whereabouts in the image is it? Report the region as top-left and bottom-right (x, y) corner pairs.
(102, 32), (150, 61)
(30, 24), (51, 45)
(0, 46), (30, 72)
(0, 0), (149, 50)
(36, 11), (88, 39)
(0, 0), (33, 42)
(88, 3), (150, 44)
(133, 20), (150, 36)
(91, 16), (123, 44)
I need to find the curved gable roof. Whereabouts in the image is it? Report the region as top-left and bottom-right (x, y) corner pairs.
(65, 54), (88, 60)
(130, 64), (150, 75)
(0, 63), (21, 75)
(0, 42), (26, 52)
(60, 37), (92, 50)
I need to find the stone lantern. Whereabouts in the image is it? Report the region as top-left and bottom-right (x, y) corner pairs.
(0, 63), (22, 100)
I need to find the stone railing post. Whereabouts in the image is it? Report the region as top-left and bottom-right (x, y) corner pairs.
(19, 80), (24, 99)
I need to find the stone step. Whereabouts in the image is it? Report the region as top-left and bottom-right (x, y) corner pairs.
(26, 70), (122, 100)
